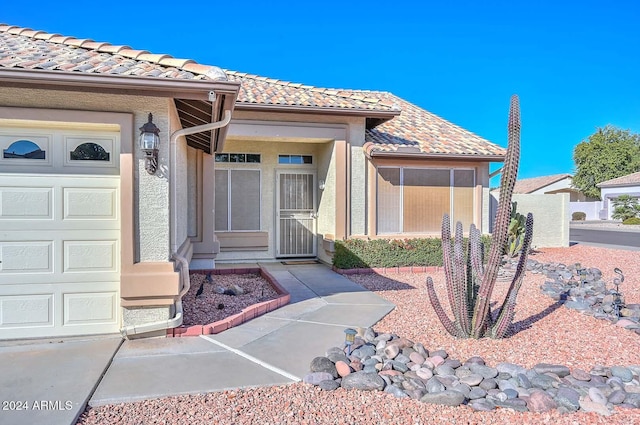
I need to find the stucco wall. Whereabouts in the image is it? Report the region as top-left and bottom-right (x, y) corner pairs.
(491, 193), (570, 248)
(349, 120), (367, 235)
(187, 147), (198, 237)
(170, 104), (189, 249)
(0, 87), (172, 262)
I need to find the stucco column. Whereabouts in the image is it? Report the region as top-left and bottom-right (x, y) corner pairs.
(334, 139), (348, 240)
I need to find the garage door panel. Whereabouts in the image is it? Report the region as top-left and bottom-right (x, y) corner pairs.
(0, 282), (118, 336)
(0, 294), (53, 328)
(0, 241), (53, 274)
(0, 125), (121, 339)
(64, 291), (117, 326)
(0, 187), (53, 219)
(64, 187), (118, 220)
(64, 240), (118, 273)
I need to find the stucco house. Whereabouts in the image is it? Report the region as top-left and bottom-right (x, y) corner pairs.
(0, 24), (505, 340)
(509, 173), (593, 202)
(596, 171), (640, 220)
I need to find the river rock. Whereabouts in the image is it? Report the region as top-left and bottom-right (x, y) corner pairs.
(420, 390), (466, 406)
(555, 387), (580, 411)
(318, 379), (340, 391)
(497, 363), (526, 377)
(384, 344), (400, 359)
(341, 371), (386, 391)
(303, 372), (334, 385)
(524, 389), (558, 412)
(310, 357), (338, 378)
(460, 373), (483, 387)
(385, 384), (409, 398)
(534, 363), (571, 378)
(611, 366), (634, 383)
(579, 398), (612, 416)
(335, 360), (352, 378)
(416, 367), (433, 380)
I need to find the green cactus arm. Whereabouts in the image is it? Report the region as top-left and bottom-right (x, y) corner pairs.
(470, 95), (521, 338)
(426, 276), (464, 337)
(453, 221), (470, 335)
(491, 213), (533, 338)
(469, 224), (485, 283)
(440, 214), (458, 321)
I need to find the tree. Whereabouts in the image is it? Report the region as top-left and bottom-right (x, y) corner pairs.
(611, 194), (640, 221)
(572, 125), (640, 199)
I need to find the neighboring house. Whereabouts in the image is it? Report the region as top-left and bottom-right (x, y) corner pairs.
(0, 24), (505, 340)
(510, 173), (592, 202)
(596, 171), (640, 220)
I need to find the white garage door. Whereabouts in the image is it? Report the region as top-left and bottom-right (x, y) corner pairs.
(0, 124), (121, 339)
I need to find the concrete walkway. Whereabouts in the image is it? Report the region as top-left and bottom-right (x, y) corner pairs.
(90, 263), (394, 407)
(0, 262), (393, 425)
(0, 336), (122, 425)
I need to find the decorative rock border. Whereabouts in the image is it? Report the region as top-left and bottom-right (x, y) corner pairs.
(166, 268), (290, 337)
(305, 328), (640, 415)
(520, 259), (640, 335)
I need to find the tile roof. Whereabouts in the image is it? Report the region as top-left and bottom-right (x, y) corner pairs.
(597, 171), (640, 188)
(512, 173), (573, 194)
(0, 25), (400, 112)
(360, 92), (506, 158)
(0, 24), (227, 80)
(225, 70), (400, 112)
(0, 24), (504, 158)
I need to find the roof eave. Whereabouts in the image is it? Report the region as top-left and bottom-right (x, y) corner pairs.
(366, 147), (505, 162)
(597, 182), (640, 189)
(234, 102), (401, 119)
(0, 67), (241, 100)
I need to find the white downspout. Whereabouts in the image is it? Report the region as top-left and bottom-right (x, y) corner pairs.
(120, 107), (232, 338)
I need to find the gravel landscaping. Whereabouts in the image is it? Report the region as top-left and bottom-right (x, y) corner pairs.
(181, 273), (279, 327)
(77, 245), (640, 424)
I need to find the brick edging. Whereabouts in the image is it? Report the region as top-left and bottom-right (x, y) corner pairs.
(167, 267), (291, 337)
(332, 265), (443, 275)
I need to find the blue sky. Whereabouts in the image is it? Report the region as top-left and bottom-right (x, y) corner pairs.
(4, 1), (639, 183)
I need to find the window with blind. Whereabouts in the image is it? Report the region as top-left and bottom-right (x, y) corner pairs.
(215, 169), (261, 231)
(376, 167), (475, 234)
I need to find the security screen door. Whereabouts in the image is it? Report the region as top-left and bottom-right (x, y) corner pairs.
(276, 171), (317, 257)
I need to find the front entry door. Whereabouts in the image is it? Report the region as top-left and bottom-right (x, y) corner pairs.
(276, 171), (317, 257)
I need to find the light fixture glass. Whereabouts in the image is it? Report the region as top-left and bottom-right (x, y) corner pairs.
(344, 328), (357, 355)
(139, 113), (160, 174)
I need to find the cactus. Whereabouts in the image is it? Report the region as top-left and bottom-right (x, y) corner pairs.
(426, 95), (534, 339)
(506, 202), (526, 257)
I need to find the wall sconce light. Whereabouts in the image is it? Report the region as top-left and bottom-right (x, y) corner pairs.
(344, 328), (357, 355)
(139, 113), (160, 174)
(318, 179), (325, 190)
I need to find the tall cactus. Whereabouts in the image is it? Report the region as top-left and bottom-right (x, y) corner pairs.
(426, 95), (534, 339)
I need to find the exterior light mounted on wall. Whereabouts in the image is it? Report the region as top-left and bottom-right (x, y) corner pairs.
(344, 328), (357, 355)
(139, 113), (160, 174)
(318, 179), (325, 190)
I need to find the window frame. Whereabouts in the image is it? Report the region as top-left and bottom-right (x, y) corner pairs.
(375, 165), (476, 235)
(214, 167), (262, 232)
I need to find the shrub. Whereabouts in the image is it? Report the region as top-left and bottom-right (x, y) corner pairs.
(622, 217), (640, 225)
(332, 236), (492, 269)
(612, 195), (640, 221)
(572, 211), (586, 221)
